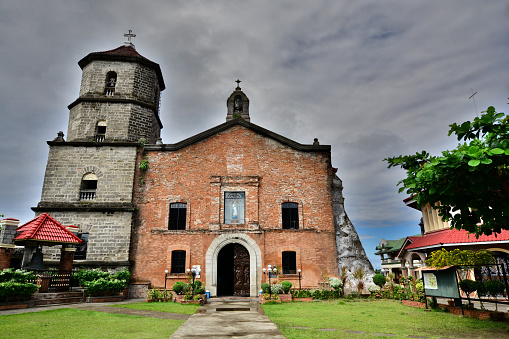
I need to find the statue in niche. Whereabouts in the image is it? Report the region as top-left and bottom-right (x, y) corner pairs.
(232, 201), (239, 219)
(234, 95), (243, 112)
(108, 78), (116, 87)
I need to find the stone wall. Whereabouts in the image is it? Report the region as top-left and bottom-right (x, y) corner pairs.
(39, 145), (137, 203)
(40, 210), (133, 263)
(68, 60), (161, 143)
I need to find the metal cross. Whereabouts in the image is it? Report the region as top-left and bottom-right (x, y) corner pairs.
(124, 30), (136, 43)
(235, 79), (241, 87)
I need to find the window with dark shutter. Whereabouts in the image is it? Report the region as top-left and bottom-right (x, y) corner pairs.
(282, 251), (297, 274)
(171, 250), (186, 274)
(169, 203), (187, 230)
(282, 202), (299, 229)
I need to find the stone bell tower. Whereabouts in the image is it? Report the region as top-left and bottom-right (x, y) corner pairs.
(33, 32), (165, 271)
(226, 79), (250, 122)
(66, 30), (165, 143)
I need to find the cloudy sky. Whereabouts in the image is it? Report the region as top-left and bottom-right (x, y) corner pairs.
(1, 0), (508, 268)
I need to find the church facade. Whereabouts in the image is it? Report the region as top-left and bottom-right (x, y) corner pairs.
(32, 37), (372, 297)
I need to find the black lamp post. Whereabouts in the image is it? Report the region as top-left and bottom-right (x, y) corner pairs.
(187, 267), (201, 297)
(164, 270), (169, 290)
(298, 269), (302, 290)
(263, 264), (277, 300)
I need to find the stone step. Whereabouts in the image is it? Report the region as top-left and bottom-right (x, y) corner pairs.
(33, 297), (85, 306)
(32, 292), (84, 300)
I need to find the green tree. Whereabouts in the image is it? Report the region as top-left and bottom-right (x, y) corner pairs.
(425, 248), (495, 269)
(385, 104), (509, 236)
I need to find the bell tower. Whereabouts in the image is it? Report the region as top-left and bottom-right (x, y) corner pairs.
(33, 32), (165, 271)
(66, 31), (165, 143)
(226, 79), (250, 122)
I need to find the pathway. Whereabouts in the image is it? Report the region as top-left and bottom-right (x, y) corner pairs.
(170, 298), (285, 338)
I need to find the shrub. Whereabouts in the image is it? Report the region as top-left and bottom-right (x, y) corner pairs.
(182, 283), (193, 294)
(281, 281), (292, 294)
(83, 278), (126, 297)
(0, 281), (39, 302)
(261, 282), (270, 293)
(113, 269), (130, 282)
(147, 288), (169, 301)
(368, 284), (381, 293)
(193, 294), (202, 301)
(485, 279), (505, 296)
(271, 284), (283, 294)
(372, 274), (386, 288)
(329, 277), (343, 291)
(0, 268), (37, 283)
(172, 281), (185, 295)
(74, 268), (110, 286)
(459, 279), (477, 296)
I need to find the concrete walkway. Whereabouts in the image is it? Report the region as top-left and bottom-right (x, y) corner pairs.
(170, 298), (285, 339)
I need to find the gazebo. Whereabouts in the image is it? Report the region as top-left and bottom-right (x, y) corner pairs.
(15, 213), (82, 291)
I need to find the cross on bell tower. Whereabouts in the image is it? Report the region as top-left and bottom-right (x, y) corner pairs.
(124, 30), (136, 48)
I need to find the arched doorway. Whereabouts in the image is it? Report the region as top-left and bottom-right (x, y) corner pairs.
(217, 243), (250, 296)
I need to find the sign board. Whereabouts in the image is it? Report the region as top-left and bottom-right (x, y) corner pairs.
(422, 267), (459, 298)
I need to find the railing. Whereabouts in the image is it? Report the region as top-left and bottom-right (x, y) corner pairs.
(104, 88), (115, 96)
(27, 269), (81, 293)
(79, 190), (96, 200)
(94, 134), (105, 142)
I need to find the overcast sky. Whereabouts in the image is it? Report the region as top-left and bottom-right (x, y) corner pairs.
(1, 0), (508, 268)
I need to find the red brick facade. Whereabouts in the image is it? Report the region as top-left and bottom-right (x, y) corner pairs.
(130, 121), (339, 296)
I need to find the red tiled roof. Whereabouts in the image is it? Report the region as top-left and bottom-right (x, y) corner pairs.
(15, 213), (82, 244)
(405, 228), (509, 250)
(95, 45), (148, 60)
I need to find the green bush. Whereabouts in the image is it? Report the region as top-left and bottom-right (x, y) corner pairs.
(373, 274), (386, 288)
(281, 281), (292, 294)
(261, 282), (270, 293)
(182, 283), (193, 294)
(459, 279), (477, 296)
(271, 284), (283, 294)
(147, 288), (170, 301)
(83, 278), (126, 297)
(113, 269), (130, 282)
(74, 268), (110, 286)
(476, 281), (487, 297)
(312, 289), (341, 300)
(485, 279), (505, 296)
(0, 281), (39, 302)
(0, 268), (37, 283)
(172, 281), (184, 295)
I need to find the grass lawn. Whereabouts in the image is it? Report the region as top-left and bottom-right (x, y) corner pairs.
(0, 308), (185, 339)
(113, 301), (200, 314)
(262, 299), (509, 338)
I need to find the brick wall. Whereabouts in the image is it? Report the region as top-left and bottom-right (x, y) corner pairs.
(131, 125), (338, 294)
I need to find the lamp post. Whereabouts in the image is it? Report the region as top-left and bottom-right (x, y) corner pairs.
(187, 267), (201, 297)
(164, 270), (169, 290)
(263, 264), (277, 300)
(298, 269), (302, 290)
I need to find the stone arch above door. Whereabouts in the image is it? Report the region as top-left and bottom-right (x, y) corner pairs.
(205, 233), (262, 297)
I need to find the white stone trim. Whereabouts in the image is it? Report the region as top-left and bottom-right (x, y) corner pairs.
(205, 233), (262, 297)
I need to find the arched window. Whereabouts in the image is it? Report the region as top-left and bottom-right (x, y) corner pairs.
(282, 202), (299, 229)
(80, 173), (97, 200)
(104, 71), (117, 96)
(95, 120), (107, 142)
(233, 95), (243, 112)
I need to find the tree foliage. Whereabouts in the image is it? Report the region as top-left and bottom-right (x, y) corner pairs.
(425, 248), (495, 269)
(385, 104), (509, 236)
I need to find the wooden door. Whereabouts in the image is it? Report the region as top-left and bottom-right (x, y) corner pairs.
(233, 244), (250, 296)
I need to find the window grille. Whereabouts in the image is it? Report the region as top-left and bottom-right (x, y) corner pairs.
(171, 250), (186, 274)
(104, 71), (117, 96)
(80, 173), (97, 200)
